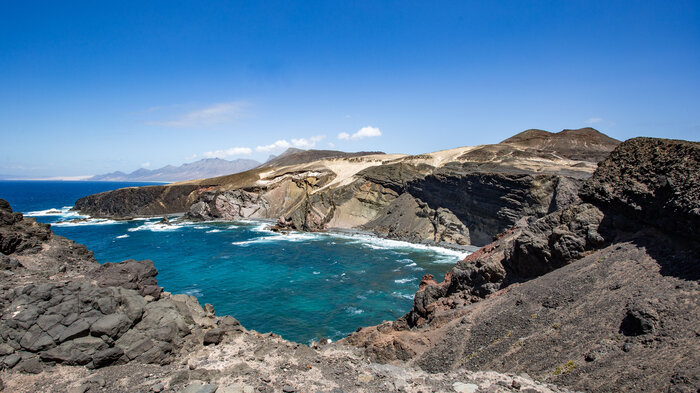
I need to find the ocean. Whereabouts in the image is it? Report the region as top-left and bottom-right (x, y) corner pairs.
(0, 180), (468, 343)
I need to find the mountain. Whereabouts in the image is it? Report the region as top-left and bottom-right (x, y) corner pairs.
(500, 127), (621, 162)
(259, 148), (385, 168)
(87, 158), (261, 182)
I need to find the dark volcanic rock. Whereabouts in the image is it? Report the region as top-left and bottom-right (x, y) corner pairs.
(346, 137), (700, 393)
(0, 199), (51, 255)
(90, 259), (163, 299)
(404, 168), (586, 246)
(580, 137), (700, 239)
(74, 184), (206, 218)
(202, 328), (224, 345)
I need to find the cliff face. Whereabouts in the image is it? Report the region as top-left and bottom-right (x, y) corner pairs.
(75, 128), (618, 247)
(74, 184), (211, 218)
(0, 200), (573, 393)
(345, 137), (700, 393)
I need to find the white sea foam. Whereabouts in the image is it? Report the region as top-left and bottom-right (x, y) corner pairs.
(128, 222), (184, 232)
(313, 271), (321, 275)
(392, 291), (415, 300)
(231, 232), (319, 246)
(394, 277), (416, 284)
(52, 218), (119, 227)
(327, 232), (470, 261)
(116, 234), (129, 239)
(345, 306), (364, 315)
(249, 223), (272, 233)
(227, 225), (240, 229)
(184, 288), (203, 297)
(206, 229), (221, 233)
(218, 219), (469, 261)
(193, 226), (207, 229)
(26, 206), (86, 219)
(231, 239), (256, 246)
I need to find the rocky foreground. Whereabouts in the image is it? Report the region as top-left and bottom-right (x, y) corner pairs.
(0, 136), (698, 392)
(0, 206), (567, 391)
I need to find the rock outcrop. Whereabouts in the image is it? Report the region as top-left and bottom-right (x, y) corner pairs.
(345, 137), (700, 393)
(74, 184), (210, 218)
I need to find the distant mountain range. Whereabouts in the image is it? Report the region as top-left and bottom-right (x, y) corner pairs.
(87, 158), (261, 182)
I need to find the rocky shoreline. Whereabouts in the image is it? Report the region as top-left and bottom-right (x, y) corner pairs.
(74, 128), (620, 248)
(1, 135), (698, 392)
(0, 201), (570, 393)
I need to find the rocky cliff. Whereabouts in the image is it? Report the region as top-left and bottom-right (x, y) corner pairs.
(75, 128), (618, 248)
(0, 200), (572, 393)
(345, 137), (700, 393)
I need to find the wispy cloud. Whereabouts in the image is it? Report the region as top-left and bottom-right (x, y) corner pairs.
(202, 147), (253, 158)
(256, 135), (326, 152)
(338, 126), (382, 140)
(585, 117), (604, 124)
(140, 162), (151, 168)
(145, 101), (247, 128)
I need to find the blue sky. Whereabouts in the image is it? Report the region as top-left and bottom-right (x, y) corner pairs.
(1, 1), (698, 177)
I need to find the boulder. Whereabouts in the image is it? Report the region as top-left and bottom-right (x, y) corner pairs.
(203, 328), (224, 345)
(90, 313), (132, 339)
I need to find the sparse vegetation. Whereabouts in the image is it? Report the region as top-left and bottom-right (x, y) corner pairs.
(553, 360), (577, 375)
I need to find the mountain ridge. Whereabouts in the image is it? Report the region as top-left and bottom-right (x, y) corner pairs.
(87, 157), (261, 182)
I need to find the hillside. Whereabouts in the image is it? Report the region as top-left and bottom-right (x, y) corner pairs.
(259, 148), (385, 168)
(75, 128), (621, 247)
(345, 137), (700, 392)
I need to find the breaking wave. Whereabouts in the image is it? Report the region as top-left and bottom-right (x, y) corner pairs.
(52, 218), (119, 227)
(26, 206), (85, 219)
(128, 222), (184, 232)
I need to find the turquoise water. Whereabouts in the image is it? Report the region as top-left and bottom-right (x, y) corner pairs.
(0, 181), (467, 343)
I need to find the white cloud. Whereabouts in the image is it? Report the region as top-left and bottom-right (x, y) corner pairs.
(185, 154), (198, 161)
(291, 135), (325, 149)
(256, 140), (291, 152)
(140, 162), (151, 168)
(145, 101), (247, 128)
(337, 126), (382, 140)
(256, 135), (326, 152)
(202, 147), (253, 158)
(327, 142), (336, 148)
(585, 117), (604, 124)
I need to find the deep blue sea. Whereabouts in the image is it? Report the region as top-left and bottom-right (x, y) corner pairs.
(0, 181), (468, 343)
